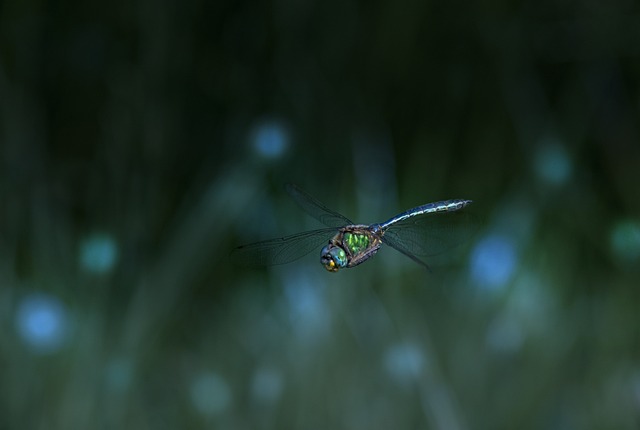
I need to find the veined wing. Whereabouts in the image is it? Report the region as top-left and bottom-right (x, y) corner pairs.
(380, 233), (431, 271)
(286, 184), (353, 228)
(230, 228), (337, 267)
(383, 210), (479, 258)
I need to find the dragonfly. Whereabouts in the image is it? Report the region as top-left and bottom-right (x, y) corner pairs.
(231, 184), (475, 272)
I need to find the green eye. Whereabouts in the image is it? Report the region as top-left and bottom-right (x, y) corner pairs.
(321, 245), (347, 272)
(330, 248), (347, 267)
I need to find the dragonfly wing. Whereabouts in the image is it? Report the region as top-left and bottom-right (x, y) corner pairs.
(381, 232), (431, 271)
(230, 228), (337, 267)
(383, 211), (480, 257)
(285, 184), (353, 228)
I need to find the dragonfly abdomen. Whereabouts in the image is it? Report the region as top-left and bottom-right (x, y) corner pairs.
(380, 198), (472, 229)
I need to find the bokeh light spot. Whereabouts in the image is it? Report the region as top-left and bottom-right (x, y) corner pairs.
(252, 120), (289, 159)
(282, 269), (330, 340)
(383, 341), (425, 385)
(16, 293), (69, 354)
(251, 366), (283, 403)
(486, 313), (524, 354)
(610, 220), (640, 265)
(80, 233), (118, 274)
(534, 139), (572, 186)
(105, 357), (133, 393)
(190, 372), (232, 417)
(631, 369), (640, 407)
(470, 234), (517, 291)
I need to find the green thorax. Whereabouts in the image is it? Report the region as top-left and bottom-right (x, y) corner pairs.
(343, 232), (370, 255)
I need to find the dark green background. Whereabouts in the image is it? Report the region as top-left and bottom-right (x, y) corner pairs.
(2, 0), (639, 428)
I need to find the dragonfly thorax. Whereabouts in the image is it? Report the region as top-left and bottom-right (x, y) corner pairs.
(320, 226), (383, 272)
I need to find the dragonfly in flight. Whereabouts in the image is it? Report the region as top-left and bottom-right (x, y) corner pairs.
(231, 184), (475, 272)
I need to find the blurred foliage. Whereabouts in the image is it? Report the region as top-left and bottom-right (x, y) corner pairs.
(1, 0), (640, 429)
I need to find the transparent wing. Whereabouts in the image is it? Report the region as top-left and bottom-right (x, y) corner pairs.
(286, 183), (353, 228)
(230, 228), (337, 267)
(382, 211), (479, 257)
(380, 233), (431, 271)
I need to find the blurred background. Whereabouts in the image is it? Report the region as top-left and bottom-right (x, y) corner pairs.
(1, 0), (640, 428)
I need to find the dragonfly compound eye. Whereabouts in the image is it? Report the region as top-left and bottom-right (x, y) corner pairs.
(321, 245), (347, 272)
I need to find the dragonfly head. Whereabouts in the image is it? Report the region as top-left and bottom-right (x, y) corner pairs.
(321, 244), (347, 272)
